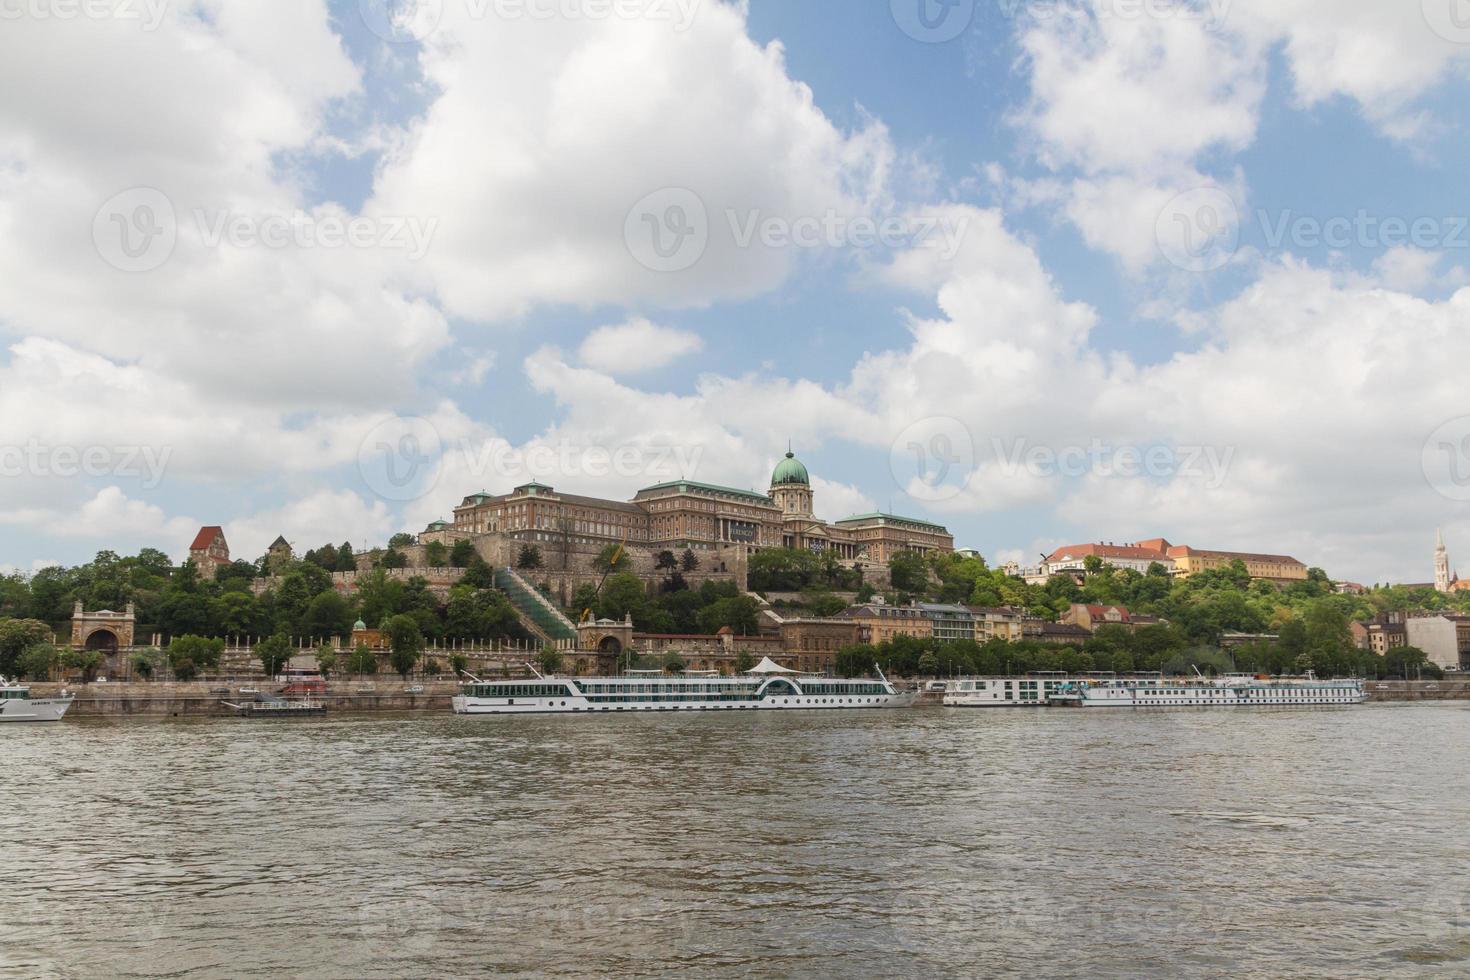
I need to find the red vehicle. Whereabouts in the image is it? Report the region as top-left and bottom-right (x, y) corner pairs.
(280, 668), (326, 696)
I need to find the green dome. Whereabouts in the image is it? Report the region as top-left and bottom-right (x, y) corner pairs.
(771, 451), (810, 487)
(353, 618), (367, 631)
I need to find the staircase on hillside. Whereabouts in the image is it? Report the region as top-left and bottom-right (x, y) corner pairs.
(494, 567), (579, 645)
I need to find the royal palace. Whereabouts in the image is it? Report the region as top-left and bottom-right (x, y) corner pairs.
(419, 450), (954, 597)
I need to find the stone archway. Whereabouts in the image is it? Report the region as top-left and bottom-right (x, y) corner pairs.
(84, 628), (119, 654)
(597, 635), (623, 657)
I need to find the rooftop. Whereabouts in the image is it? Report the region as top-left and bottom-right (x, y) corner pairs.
(836, 512), (948, 531)
(636, 480), (775, 505)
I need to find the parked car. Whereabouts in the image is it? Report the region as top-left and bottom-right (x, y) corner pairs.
(405, 685), (425, 695)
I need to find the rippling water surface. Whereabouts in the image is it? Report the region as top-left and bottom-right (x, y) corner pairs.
(5, 704), (1469, 978)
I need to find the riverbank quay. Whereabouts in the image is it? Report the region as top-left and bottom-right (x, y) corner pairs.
(22, 678), (1468, 717)
(1362, 678), (1470, 701)
(26, 680), (458, 717)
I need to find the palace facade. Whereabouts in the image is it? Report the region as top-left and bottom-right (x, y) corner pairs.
(434, 450), (954, 571)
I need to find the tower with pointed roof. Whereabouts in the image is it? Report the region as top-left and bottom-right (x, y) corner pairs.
(1436, 529), (1452, 593)
(770, 448), (813, 517)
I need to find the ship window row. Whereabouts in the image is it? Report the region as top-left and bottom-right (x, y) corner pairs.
(470, 685), (571, 698)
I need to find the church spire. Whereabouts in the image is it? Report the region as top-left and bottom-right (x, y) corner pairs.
(1436, 529), (1452, 593)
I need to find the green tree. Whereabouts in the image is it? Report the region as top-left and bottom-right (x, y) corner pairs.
(0, 618), (55, 675)
(389, 532), (415, 548)
(335, 542), (358, 572)
(599, 573), (650, 624)
(536, 647), (564, 674)
(347, 643), (378, 675)
(380, 549), (409, 570)
(888, 551), (930, 595)
(449, 539), (477, 568)
(168, 635), (224, 674)
(747, 548), (819, 592)
(15, 643), (60, 681)
(60, 648), (105, 683)
(254, 633), (294, 676)
(315, 645), (337, 679)
(592, 544), (630, 574)
(448, 652), (469, 677)
(835, 644), (877, 678)
(662, 651), (686, 675)
(301, 590), (354, 640)
(445, 586), (520, 641)
(386, 615), (423, 678)
(517, 545), (544, 571)
(734, 651), (756, 674)
(655, 550), (679, 571)
(424, 541), (450, 567)
(462, 557), (496, 589)
(698, 596), (760, 635)
(131, 650), (158, 680)
(681, 549), (700, 573)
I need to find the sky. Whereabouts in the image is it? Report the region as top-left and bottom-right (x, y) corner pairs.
(1, 0), (1469, 585)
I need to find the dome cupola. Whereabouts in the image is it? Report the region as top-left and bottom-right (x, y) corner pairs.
(771, 450), (810, 487)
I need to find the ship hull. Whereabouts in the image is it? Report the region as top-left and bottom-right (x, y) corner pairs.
(1077, 689), (1366, 708)
(453, 691), (917, 715)
(0, 697), (74, 722)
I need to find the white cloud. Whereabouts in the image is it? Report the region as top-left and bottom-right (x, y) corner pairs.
(225, 490), (397, 564)
(369, 1), (894, 319)
(0, 486), (197, 554)
(578, 317), (703, 374)
(1010, 3), (1470, 271)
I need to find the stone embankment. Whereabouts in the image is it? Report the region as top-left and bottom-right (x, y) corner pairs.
(1363, 679), (1470, 701)
(29, 680), (463, 717)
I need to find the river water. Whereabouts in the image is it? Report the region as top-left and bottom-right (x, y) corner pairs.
(4, 704), (1468, 978)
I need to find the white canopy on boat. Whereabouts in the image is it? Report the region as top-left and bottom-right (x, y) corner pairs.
(748, 657), (798, 674)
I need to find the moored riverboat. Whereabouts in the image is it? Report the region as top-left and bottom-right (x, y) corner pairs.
(943, 675), (1080, 707)
(1062, 673), (1366, 709)
(0, 676), (74, 723)
(452, 660), (915, 715)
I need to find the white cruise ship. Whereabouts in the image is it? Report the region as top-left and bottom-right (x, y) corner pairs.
(0, 677), (74, 722)
(943, 675), (1078, 707)
(1063, 673), (1366, 709)
(452, 660), (915, 715)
